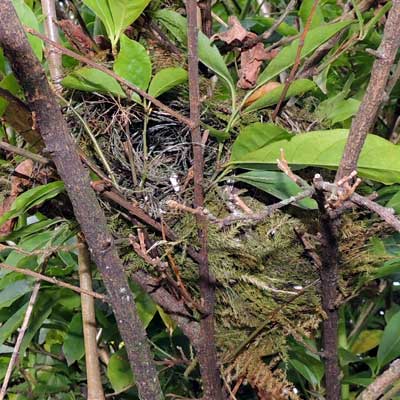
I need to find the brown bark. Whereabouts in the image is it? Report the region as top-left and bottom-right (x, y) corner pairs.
(0, 2), (163, 399)
(198, 0), (213, 37)
(186, 1), (223, 399)
(315, 190), (341, 400)
(336, 0), (400, 181)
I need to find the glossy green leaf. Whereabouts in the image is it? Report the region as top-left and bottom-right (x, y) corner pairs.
(107, 348), (134, 392)
(0, 280), (32, 309)
(299, 0), (325, 29)
(82, 0), (151, 48)
(148, 67), (188, 98)
(154, 9), (235, 96)
(62, 67), (126, 97)
(351, 330), (383, 354)
(0, 181), (65, 229)
(257, 21), (353, 86)
(62, 314), (84, 365)
(230, 128), (400, 184)
(12, 0), (43, 60)
(377, 310), (400, 369)
(244, 79), (316, 112)
(233, 170), (317, 209)
(231, 122), (293, 162)
(113, 35), (151, 91)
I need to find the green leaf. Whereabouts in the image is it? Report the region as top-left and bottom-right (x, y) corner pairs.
(351, 330), (383, 354)
(148, 67), (188, 98)
(19, 292), (55, 355)
(0, 303), (27, 346)
(202, 123), (230, 142)
(377, 310), (400, 369)
(299, 0), (325, 29)
(0, 181), (65, 229)
(233, 170), (317, 209)
(62, 67), (126, 97)
(373, 260), (400, 279)
(62, 314), (84, 365)
(244, 79), (316, 112)
(231, 123), (293, 162)
(257, 21), (353, 86)
(0, 73), (22, 117)
(386, 190), (400, 214)
(12, 0), (42, 60)
(243, 17), (298, 37)
(83, 0), (151, 48)
(289, 359), (320, 386)
(131, 282), (157, 328)
(0, 280), (32, 309)
(107, 348), (134, 392)
(154, 9), (235, 96)
(230, 128), (400, 185)
(113, 35), (152, 91)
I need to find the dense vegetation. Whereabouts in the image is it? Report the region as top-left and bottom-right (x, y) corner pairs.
(0, 0), (400, 399)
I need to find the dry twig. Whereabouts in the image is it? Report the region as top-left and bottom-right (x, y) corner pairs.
(0, 281), (41, 400)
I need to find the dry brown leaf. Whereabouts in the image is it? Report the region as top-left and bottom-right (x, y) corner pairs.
(11, 159), (33, 196)
(211, 16), (250, 45)
(57, 20), (97, 57)
(244, 81), (281, 107)
(211, 16), (275, 89)
(238, 42), (270, 89)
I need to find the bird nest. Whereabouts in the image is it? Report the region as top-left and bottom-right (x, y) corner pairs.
(62, 87), (391, 398)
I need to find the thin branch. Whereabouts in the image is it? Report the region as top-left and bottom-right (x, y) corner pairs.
(272, 0), (319, 120)
(0, 262), (106, 300)
(186, 1), (223, 399)
(0, 281), (41, 400)
(41, 0), (63, 92)
(336, 0), (400, 181)
(78, 238), (105, 400)
(25, 28), (193, 129)
(0, 141), (49, 164)
(356, 359), (400, 400)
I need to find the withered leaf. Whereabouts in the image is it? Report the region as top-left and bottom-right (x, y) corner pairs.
(211, 16), (273, 89)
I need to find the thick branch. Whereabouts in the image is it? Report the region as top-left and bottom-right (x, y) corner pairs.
(315, 190), (341, 400)
(186, 1), (223, 398)
(0, 2), (163, 399)
(336, 0), (400, 181)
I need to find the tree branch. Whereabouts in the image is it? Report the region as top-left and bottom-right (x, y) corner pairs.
(0, 2), (163, 398)
(336, 0), (400, 181)
(186, 1), (223, 398)
(356, 359), (400, 400)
